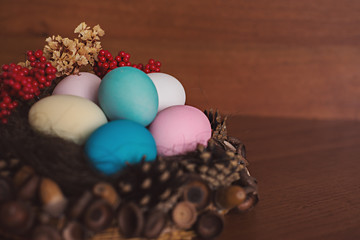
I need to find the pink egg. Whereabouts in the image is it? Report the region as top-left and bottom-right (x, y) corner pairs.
(52, 72), (101, 102)
(149, 105), (211, 156)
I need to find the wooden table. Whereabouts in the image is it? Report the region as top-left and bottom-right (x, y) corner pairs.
(219, 116), (360, 240)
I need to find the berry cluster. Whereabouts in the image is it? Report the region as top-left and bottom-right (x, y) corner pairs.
(93, 50), (161, 78)
(0, 50), (57, 123)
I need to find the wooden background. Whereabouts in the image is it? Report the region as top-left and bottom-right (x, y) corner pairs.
(1, 0), (360, 120)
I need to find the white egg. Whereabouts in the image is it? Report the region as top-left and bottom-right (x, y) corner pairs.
(147, 72), (186, 112)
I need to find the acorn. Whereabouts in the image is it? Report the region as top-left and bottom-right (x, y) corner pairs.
(32, 224), (61, 240)
(0, 177), (12, 202)
(142, 209), (167, 238)
(93, 182), (120, 209)
(215, 185), (246, 210)
(234, 193), (259, 213)
(62, 221), (86, 240)
(195, 211), (224, 239)
(0, 200), (35, 234)
(83, 199), (113, 233)
(17, 174), (40, 201)
(183, 180), (211, 210)
(172, 201), (197, 230)
(13, 166), (34, 189)
(69, 191), (93, 220)
(39, 178), (67, 217)
(117, 202), (144, 238)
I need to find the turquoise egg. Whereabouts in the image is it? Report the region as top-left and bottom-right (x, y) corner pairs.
(84, 120), (157, 175)
(98, 67), (158, 126)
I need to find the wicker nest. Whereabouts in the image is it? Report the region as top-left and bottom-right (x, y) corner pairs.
(0, 107), (259, 240)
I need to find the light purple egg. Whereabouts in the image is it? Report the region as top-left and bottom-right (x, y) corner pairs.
(52, 72), (101, 103)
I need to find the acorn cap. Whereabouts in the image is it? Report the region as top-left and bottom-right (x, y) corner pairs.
(172, 201), (197, 229)
(83, 199), (113, 233)
(142, 209), (167, 238)
(93, 182), (120, 209)
(195, 211), (224, 239)
(0, 200), (35, 234)
(32, 224), (62, 240)
(62, 221), (85, 240)
(183, 180), (211, 210)
(117, 202), (144, 238)
(0, 177), (12, 202)
(13, 166), (35, 189)
(17, 175), (40, 201)
(235, 193), (259, 212)
(215, 185), (246, 209)
(69, 191), (93, 220)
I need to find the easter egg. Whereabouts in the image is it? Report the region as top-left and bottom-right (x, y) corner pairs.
(52, 72), (101, 102)
(149, 105), (211, 156)
(98, 67), (158, 126)
(147, 72), (186, 112)
(28, 95), (107, 144)
(85, 120), (157, 175)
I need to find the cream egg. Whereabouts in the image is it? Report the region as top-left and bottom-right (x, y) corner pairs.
(28, 95), (107, 144)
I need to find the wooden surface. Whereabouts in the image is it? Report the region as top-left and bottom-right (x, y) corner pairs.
(2, 0), (360, 120)
(219, 116), (360, 240)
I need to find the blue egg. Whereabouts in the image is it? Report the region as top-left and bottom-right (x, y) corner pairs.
(98, 67), (158, 126)
(84, 120), (157, 175)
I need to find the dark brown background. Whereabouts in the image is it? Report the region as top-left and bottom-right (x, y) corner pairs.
(2, 0), (360, 120)
(1, 1), (360, 240)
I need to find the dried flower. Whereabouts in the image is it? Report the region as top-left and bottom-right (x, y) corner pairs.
(43, 22), (104, 76)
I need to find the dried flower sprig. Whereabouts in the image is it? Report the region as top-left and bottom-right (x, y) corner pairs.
(43, 22), (104, 77)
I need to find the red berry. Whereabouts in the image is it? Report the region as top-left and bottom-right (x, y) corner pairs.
(26, 51), (33, 57)
(46, 75), (55, 81)
(115, 56), (121, 62)
(99, 50), (105, 56)
(38, 76), (46, 83)
(34, 50), (43, 58)
(105, 52), (112, 60)
(98, 56), (106, 62)
(40, 56), (47, 62)
(28, 55), (36, 62)
(2, 64), (9, 71)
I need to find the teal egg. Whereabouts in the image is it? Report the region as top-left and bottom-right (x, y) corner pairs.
(98, 67), (158, 126)
(84, 120), (157, 175)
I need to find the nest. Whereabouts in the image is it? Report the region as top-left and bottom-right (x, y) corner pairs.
(0, 107), (259, 240)
(0, 22), (259, 240)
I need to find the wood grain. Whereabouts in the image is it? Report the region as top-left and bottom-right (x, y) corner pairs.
(1, 0), (360, 120)
(220, 116), (360, 240)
